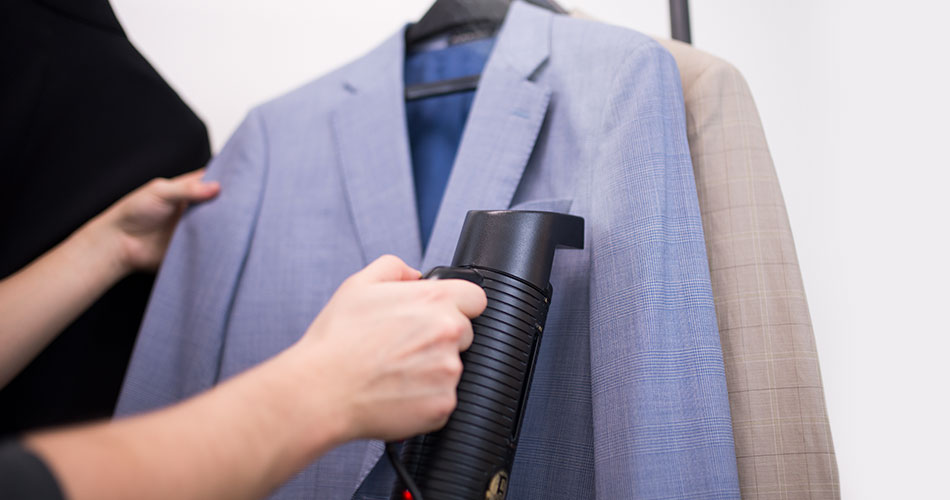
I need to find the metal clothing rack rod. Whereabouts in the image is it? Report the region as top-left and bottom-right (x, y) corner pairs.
(669, 0), (691, 44)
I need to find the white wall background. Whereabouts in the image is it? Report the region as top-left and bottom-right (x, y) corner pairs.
(111, 1), (950, 497)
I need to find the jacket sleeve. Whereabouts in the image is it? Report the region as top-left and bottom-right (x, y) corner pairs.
(115, 109), (269, 416)
(587, 41), (740, 498)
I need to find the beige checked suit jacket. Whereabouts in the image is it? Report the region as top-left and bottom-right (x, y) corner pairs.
(655, 38), (840, 499)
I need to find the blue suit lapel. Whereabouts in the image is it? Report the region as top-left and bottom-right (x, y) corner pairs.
(333, 3), (554, 274)
(333, 31), (423, 270)
(420, 3), (554, 271)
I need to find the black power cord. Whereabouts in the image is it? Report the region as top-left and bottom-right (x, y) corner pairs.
(385, 442), (424, 500)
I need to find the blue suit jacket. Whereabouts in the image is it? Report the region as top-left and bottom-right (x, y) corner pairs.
(117, 3), (740, 498)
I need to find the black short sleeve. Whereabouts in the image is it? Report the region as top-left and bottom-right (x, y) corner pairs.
(0, 441), (65, 500)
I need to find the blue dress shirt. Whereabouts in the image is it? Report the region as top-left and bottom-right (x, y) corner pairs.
(404, 38), (494, 247)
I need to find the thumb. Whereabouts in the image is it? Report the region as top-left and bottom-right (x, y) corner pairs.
(348, 255), (421, 285)
(151, 169), (220, 204)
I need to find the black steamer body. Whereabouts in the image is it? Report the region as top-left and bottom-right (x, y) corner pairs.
(392, 210), (584, 500)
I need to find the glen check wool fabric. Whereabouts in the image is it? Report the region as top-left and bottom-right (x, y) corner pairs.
(118, 3), (740, 498)
(656, 38), (840, 499)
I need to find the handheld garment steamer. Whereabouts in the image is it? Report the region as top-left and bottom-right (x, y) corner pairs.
(387, 209), (584, 500)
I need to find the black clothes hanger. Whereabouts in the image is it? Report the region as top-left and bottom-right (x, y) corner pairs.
(669, 0), (691, 44)
(404, 0), (566, 101)
(406, 0), (565, 46)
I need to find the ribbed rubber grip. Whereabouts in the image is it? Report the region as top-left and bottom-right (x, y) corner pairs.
(394, 266), (550, 500)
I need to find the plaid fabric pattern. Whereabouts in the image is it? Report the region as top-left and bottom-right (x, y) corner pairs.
(656, 38), (840, 499)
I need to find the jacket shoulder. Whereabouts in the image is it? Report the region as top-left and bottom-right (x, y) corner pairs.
(552, 13), (672, 65)
(251, 66), (351, 123)
(251, 32), (400, 123)
(654, 38), (750, 92)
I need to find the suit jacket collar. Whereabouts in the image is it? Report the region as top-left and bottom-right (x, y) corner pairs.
(421, 2), (553, 272)
(332, 32), (422, 269)
(333, 1), (554, 275)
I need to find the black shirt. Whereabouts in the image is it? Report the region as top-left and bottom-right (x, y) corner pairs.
(0, 0), (211, 435)
(0, 441), (64, 500)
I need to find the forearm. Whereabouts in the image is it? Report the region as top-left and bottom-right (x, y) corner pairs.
(24, 344), (347, 500)
(0, 216), (128, 387)
(14, 256), (482, 500)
